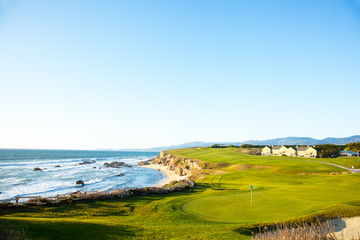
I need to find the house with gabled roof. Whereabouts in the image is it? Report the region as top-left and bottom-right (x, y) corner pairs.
(285, 147), (297, 157)
(305, 146), (318, 158)
(261, 145), (318, 158)
(296, 146), (308, 157)
(297, 146), (318, 158)
(279, 145), (288, 156)
(271, 145), (282, 156)
(261, 146), (272, 156)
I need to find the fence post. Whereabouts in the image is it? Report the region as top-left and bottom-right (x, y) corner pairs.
(37, 196), (40, 205)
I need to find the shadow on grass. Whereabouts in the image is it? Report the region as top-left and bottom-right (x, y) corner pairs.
(0, 186), (209, 219)
(0, 218), (136, 240)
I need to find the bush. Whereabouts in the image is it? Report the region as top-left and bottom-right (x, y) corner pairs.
(0, 226), (30, 240)
(316, 144), (341, 158)
(211, 144), (227, 148)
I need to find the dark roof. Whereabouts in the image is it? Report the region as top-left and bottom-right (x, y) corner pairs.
(340, 151), (358, 155)
(272, 146), (282, 150)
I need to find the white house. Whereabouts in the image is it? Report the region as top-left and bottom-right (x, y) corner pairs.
(261, 146), (272, 156)
(339, 151), (358, 157)
(272, 146), (282, 156)
(285, 147), (297, 157)
(261, 145), (318, 158)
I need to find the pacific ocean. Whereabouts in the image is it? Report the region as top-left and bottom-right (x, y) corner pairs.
(0, 149), (163, 200)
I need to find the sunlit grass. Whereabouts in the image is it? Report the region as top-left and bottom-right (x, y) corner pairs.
(1, 147), (360, 239)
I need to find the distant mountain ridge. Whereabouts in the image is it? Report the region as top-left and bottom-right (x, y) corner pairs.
(141, 135), (360, 151)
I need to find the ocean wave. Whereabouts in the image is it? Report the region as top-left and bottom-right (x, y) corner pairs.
(0, 157), (124, 167)
(0, 158), (84, 167)
(0, 151), (160, 200)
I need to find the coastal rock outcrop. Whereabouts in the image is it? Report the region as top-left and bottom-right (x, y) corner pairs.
(104, 161), (132, 168)
(151, 152), (202, 179)
(75, 180), (85, 186)
(55, 165), (61, 168)
(79, 160), (96, 165)
(34, 167), (43, 171)
(137, 158), (154, 166)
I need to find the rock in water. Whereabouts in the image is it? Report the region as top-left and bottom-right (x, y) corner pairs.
(79, 160), (96, 165)
(75, 180), (85, 186)
(34, 167), (43, 171)
(137, 159), (153, 166)
(55, 165), (61, 168)
(104, 161), (132, 168)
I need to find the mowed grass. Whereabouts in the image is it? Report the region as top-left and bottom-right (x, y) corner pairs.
(1, 147), (360, 239)
(314, 156), (360, 169)
(168, 148), (360, 223)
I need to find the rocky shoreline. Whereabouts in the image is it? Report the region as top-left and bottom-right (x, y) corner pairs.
(1, 152), (200, 207)
(139, 152), (202, 187)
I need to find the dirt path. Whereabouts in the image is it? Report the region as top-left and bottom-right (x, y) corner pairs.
(306, 160), (360, 173)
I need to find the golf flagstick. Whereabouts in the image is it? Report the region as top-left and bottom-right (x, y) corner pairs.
(251, 185), (253, 207)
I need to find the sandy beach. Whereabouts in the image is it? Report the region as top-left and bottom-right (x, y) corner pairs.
(140, 164), (189, 187)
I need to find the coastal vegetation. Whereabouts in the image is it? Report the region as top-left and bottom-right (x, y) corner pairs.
(345, 142), (360, 161)
(1, 147), (360, 239)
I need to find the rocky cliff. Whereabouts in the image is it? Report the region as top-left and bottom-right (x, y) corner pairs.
(151, 152), (202, 180)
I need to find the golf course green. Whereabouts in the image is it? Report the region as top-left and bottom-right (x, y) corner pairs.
(1, 147), (360, 239)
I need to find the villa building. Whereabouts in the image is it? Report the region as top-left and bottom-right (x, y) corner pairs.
(261, 146), (272, 155)
(271, 146), (282, 156)
(285, 147), (297, 157)
(296, 147), (309, 157)
(261, 145), (318, 158)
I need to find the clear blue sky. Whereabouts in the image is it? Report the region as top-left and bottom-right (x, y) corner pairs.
(1, 0), (359, 149)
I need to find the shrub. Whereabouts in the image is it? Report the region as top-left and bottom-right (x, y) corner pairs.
(0, 226), (30, 240)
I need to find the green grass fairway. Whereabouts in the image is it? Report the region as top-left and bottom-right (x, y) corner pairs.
(1, 147), (360, 239)
(314, 156), (360, 169)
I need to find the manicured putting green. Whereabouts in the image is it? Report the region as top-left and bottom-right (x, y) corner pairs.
(181, 187), (315, 223)
(181, 190), (301, 223)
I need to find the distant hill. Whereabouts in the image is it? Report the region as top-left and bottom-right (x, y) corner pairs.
(140, 135), (360, 151)
(244, 135), (360, 146)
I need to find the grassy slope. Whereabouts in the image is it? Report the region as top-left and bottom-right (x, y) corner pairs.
(1, 147), (360, 239)
(314, 156), (360, 169)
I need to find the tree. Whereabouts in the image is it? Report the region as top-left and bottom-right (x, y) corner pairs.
(241, 144), (254, 148)
(316, 144), (340, 158)
(345, 142), (360, 162)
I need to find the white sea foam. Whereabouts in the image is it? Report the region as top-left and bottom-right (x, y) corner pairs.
(0, 151), (160, 200)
